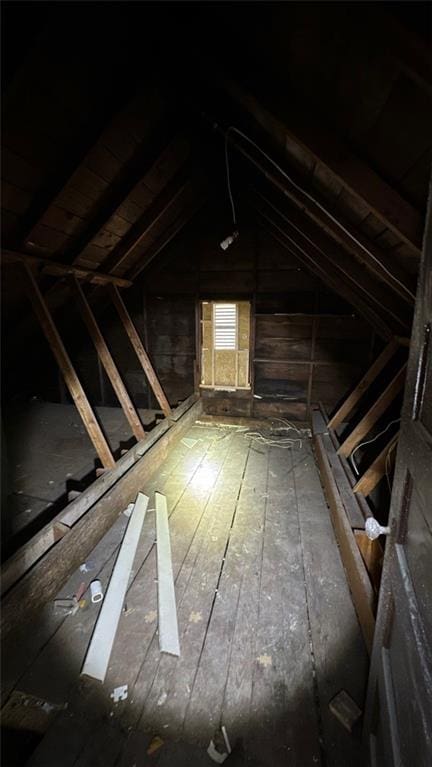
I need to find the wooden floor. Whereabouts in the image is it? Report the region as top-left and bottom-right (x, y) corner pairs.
(2, 420), (368, 767)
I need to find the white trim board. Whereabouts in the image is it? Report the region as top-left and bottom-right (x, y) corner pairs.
(155, 492), (180, 656)
(81, 492), (149, 682)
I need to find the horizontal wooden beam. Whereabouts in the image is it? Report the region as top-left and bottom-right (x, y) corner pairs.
(22, 263), (115, 470)
(225, 80), (423, 253)
(2, 249), (132, 287)
(338, 364), (407, 458)
(353, 432), (399, 496)
(328, 339), (400, 430)
(0, 397), (202, 642)
(314, 433), (375, 653)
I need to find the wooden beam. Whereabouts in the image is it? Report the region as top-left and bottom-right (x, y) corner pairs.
(108, 285), (172, 417)
(224, 80), (424, 253)
(101, 167), (191, 275)
(314, 433), (375, 653)
(68, 275), (145, 442)
(256, 208), (394, 340)
(338, 364), (407, 458)
(2, 249), (131, 287)
(22, 264), (115, 469)
(353, 431), (399, 496)
(354, 530), (383, 595)
(328, 339), (400, 430)
(221, 123), (416, 305)
(128, 187), (206, 280)
(253, 188), (410, 330)
(60, 124), (181, 265)
(0, 398), (202, 643)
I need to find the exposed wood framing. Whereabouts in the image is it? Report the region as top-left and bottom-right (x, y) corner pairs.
(0, 397), (202, 641)
(257, 211), (393, 340)
(338, 363), (407, 458)
(328, 339), (399, 429)
(108, 285), (172, 416)
(353, 531), (383, 595)
(22, 264), (115, 469)
(353, 431), (399, 496)
(253, 189), (410, 331)
(101, 167), (191, 275)
(2, 249), (132, 287)
(314, 433), (375, 653)
(224, 79), (423, 253)
(68, 275), (146, 441)
(221, 123), (416, 305)
(60, 124), (180, 264)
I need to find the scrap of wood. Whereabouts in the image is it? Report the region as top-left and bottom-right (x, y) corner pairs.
(155, 492), (180, 656)
(329, 689), (362, 733)
(81, 493), (149, 682)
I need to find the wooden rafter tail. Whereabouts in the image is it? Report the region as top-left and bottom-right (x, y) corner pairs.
(108, 285), (172, 418)
(328, 339), (400, 430)
(353, 431), (400, 496)
(2, 249), (132, 287)
(22, 264), (115, 470)
(67, 276), (146, 442)
(338, 363), (407, 458)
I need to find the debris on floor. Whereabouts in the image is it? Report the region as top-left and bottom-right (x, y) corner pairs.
(157, 691), (167, 706)
(110, 685), (128, 703)
(155, 492), (180, 656)
(1, 691), (68, 734)
(53, 597), (79, 616)
(147, 735), (164, 755)
(181, 437), (199, 448)
(207, 726), (232, 763)
(329, 690), (362, 733)
(90, 579), (104, 603)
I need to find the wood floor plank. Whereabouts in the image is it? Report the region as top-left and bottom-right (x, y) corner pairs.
(183, 443), (269, 745)
(293, 443), (368, 767)
(246, 446), (321, 767)
(134, 433), (250, 740)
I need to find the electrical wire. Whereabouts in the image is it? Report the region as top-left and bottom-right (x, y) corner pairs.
(350, 417), (401, 475)
(225, 131), (237, 226)
(243, 417), (306, 450)
(225, 126), (415, 302)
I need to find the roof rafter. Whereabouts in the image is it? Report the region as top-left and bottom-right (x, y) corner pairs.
(224, 80), (424, 254)
(251, 187), (411, 332)
(255, 205), (393, 340)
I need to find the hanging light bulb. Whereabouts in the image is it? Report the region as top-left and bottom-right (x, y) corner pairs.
(220, 230), (239, 251)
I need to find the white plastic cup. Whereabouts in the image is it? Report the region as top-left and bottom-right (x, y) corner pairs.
(90, 579), (104, 603)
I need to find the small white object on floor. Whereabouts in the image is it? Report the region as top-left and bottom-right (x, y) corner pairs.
(80, 563), (89, 573)
(110, 685), (128, 703)
(90, 580), (104, 603)
(155, 493), (180, 656)
(157, 691), (167, 706)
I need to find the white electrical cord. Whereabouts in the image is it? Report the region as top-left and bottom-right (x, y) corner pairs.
(225, 126), (415, 302)
(350, 417), (401, 475)
(243, 417), (305, 450)
(225, 131), (237, 225)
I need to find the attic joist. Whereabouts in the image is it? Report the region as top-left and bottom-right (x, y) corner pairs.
(100, 165), (193, 275)
(252, 189), (410, 333)
(220, 123), (416, 306)
(256, 209), (393, 341)
(58, 120), (182, 265)
(223, 80), (424, 254)
(2, 249), (132, 287)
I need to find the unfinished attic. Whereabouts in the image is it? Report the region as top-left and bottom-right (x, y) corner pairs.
(1, 2), (431, 765)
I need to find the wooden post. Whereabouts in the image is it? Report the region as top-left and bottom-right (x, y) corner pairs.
(22, 265), (115, 469)
(338, 364), (407, 458)
(328, 338), (399, 430)
(108, 285), (172, 417)
(353, 432), (399, 496)
(68, 276), (146, 442)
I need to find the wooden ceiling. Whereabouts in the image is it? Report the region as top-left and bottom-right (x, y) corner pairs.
(1, 2), (431, 338)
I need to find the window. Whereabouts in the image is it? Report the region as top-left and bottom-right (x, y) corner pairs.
(200, 300), (251, 389)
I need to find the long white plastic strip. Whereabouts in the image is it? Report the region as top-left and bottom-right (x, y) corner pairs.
(155, 492), (180, 656)
(81, 492), (149, 681)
